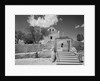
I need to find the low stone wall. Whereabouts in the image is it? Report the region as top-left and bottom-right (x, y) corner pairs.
(15, 50), (52, 59)
(15, 44), (44, 53)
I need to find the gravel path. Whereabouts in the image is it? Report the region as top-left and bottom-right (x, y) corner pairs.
(15, 58), (57, 65)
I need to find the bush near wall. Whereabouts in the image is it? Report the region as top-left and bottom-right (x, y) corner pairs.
(15, 44), (44, 53)
(72, 41), (84, 52)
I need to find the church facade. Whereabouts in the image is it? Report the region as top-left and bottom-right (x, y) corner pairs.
(40, 27), (72, 52)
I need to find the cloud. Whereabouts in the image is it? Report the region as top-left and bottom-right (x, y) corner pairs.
(75, 25), (80, 28)
(81, 24), (84, 27)
(27, 15), (61, 28)
(60, 18), (63, 21)
(81, 40), (84, 42)
(75, 24), (84, 29)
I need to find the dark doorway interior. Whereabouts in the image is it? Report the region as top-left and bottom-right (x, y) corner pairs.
(61, 43), (63, 47)
(50, 36), (52, 40)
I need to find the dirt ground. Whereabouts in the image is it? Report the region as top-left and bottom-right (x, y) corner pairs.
(15, 58), (57, 65)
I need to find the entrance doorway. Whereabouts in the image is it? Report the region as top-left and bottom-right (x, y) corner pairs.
(56, 39), (71, 52)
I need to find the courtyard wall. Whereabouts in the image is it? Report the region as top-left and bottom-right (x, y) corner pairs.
(15, 44), (44, 53)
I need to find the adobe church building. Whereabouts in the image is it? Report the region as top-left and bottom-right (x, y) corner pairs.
(40, 27), (72, 52)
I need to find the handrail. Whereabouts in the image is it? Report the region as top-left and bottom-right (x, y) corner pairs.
(72, 51), (81, 62)
(78, 53), (83, 63)
(56, 51), (60, 62)
(73, 52), (83, 63)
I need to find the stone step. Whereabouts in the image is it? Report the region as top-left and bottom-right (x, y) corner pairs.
(58, 52), (73, 54)
(57, 59), (79, 62)
(57, 58), (79, 60)
(58, 53), (75, 55)
(58, 58), (79, 60)
(58, 55), (78, 57)
(58, 53), (75, 56)
(58, 56), (78, 58)
(57, 62), (82, 65)
(56, 52), (80, 65)
(58, 54), (77, 56)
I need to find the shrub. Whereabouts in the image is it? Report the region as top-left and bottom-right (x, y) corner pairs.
(72, 41), (84, 52)
(77, 34), (84, 41)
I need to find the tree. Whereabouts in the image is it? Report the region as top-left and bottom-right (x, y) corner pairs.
(76, 34), (84, 52)
(41, 28), (50, 36)
(15, 31), (25, 44)
(34, 32), (43, 44)
(24, 33), (33, 44)
(26, 27), (50, 44)
(26, 27), (43, 44)
(77, 34), (84, 41)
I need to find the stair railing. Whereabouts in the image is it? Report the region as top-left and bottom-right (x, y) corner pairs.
(71, 49), (81, 62)
(78, 52), (83, 63)
(56, 51), (60, 62)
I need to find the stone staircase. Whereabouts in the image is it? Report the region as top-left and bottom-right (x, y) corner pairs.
(56, 51), (82, 65)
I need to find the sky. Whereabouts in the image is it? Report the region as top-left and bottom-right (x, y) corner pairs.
(15, 15), (84, 41)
